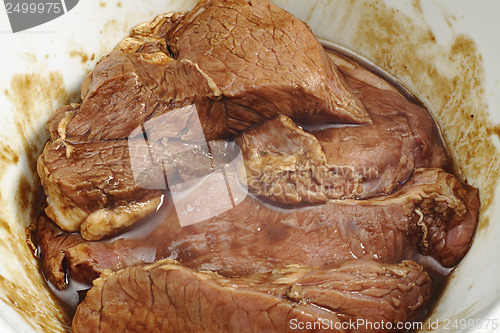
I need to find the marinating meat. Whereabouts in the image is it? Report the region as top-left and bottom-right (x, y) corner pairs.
(38, 131), (239, 240)
(63, 0), (369, 143)
(237, 66), (450, 204)
(166, 0), (369, 127)
(72, 259), (431, 333)
(38, 0), (372, 239)
(38, 168), (479, 288)
(33, 0), (480, 331)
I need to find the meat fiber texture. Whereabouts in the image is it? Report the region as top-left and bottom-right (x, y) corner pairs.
(37, 0), (371, 240)
(38, 167), (479, 291)
(33, 0), (481, 332)
(72, 259), (431, 333)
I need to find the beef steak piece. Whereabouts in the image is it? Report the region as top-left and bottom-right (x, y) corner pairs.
(38, 138), (164, 240)
(37, 168), (479, 289)
(167, 0), (369, 127)
(236, 115), (358, 204)
(64, 50), (226, 142)
(38, 118), (239, 241)
(72, 258), (431, 333)
(36, 215), (85, 290)
(64, 0), (369, 142)
(236, 51), (450, 205)
(39, 46), (450, 239)
(38, 0), (372, 238)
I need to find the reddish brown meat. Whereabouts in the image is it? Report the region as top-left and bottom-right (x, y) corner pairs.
(167, 0), (369, 128)
(65, 51), (226, 142)
(38, 0), (372, 240)
(64, 0), (369, 142)
(36, 215), (84, 290)
(72, 259), (431, 333)
(236, 77), (450, 205)
(38, 128), (238, 240)
(33, 2), (480, 330)
(37, 168), (479, 289)
(38, 44), (451, 238)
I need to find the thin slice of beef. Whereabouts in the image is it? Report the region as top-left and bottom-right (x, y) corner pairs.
(38, 168), (479, 289)
(236, 115), (359, 204)
(313, 83), (448, 198)
(167, 0), (369, 127)
(38, 118), (239, 240)
(72, 258), (431, 333)
(64, 50), (228, 142)
(36, 215), (84, 290)
(236, 51), (451, 205)
(37, 138), (163, 240)
(329, 51), (451, 171)
(64, 0), (369, 142)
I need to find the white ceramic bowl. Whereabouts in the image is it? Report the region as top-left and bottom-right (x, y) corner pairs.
(0, 1), (499, 332)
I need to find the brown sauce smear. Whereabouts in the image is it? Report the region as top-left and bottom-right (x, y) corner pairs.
(0, 72), (76, 332)
(352, 2), (500, 214)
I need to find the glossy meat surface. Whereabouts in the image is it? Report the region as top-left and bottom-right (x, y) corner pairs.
(72, 259), (431, 333)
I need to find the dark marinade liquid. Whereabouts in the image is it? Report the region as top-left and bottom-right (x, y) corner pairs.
(37, 192), (453, 330)
(35, 49), (458, 331)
